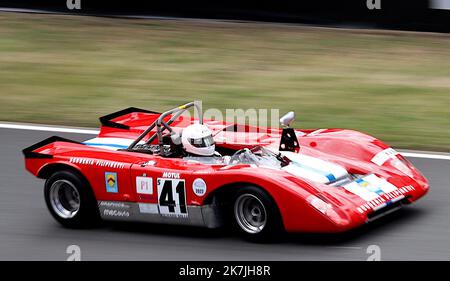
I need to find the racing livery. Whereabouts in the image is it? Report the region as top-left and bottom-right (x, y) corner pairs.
(23, 101), (429, 240)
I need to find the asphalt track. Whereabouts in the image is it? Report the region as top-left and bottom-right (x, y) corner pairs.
(0, 126), (449, 261)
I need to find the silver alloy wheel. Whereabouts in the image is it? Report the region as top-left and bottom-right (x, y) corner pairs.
(49, 180), (80, 219)
(234, 193), (267, 234)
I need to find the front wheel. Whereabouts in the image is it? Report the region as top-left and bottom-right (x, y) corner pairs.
(44, 170), (100, 228)
(233, 186), (283, 242)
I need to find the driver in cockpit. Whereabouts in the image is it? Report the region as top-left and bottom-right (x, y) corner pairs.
(172, 123), (229, 164)
(174, 124), (282, 167)
(181, 123), (217, 157)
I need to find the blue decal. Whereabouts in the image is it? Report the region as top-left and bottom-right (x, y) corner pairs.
(84, 142), (128, 149)
(356, 178), (385, 195)
(375, 190), (385, 195)
(105, 172), (118, 193)
(291, 162), (336, 182)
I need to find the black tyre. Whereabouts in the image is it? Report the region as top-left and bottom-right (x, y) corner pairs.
(44, 170), (100, 228)
(232, 186), (283, 242)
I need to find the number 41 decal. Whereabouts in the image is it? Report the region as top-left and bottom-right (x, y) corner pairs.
(157, 178), (188, 218)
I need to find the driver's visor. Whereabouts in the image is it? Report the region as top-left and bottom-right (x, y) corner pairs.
(189, 135), (215, 148)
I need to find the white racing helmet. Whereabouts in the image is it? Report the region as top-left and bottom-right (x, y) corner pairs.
(181, 123), (215, 156)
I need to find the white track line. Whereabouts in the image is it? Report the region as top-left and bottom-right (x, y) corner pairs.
(0, 122), (98, 135)
(0, 122), (449, 160)
(399, 152), (450, 161)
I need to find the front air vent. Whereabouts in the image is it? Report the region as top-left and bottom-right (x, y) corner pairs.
(367, 197), (410, 222)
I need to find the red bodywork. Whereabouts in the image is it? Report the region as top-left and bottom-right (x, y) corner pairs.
(23, 108), (429, 233)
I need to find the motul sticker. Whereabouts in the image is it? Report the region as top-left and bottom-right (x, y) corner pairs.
(162, 172), (180, 179)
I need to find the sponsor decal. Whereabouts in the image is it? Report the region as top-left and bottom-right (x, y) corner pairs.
(70, 157), (126, 169)
(192, 178), (207, 197)
(69, 158), (95, 165)
(98, 201), (131, 218)
(136, 176), (153, 195)
(356, 185), (415, 214)
(99, 201), (129, 208)
(343, 174), (416, 214)
(162, 172), (180, 179)
(138, 203), (159, 214)
(103, 209), (130, 217)
(371, 148), (399, 166)
(105, 172), (118, 193)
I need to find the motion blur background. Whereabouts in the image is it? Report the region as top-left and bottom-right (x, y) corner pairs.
(0, 0), (449, 151)
(0, 0), (449, 261)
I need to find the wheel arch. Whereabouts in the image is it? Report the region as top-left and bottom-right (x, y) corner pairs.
(204, 181), (262, 204)
(38, 162), (89, 184)
(40, 162), (98, 206)
(203, 181), (285, 230)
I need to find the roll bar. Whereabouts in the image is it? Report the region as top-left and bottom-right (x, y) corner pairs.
(127, 101), (202, 151)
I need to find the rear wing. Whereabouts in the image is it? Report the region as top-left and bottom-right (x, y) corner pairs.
(99, 107), (160, 130)
(22, 136), (81, 159)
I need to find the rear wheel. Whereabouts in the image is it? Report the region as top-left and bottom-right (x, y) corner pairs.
(44, 170), (100, 228)
(232, 186), (283, 242)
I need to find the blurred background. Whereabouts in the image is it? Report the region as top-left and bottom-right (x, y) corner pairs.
(0, 1), (449, 153)
(0, 0), (449, 261)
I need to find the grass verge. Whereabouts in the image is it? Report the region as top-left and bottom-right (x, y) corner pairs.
(0, 13), (449, 151)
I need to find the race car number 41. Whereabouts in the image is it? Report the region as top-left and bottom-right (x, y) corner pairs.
(157, 178), (188, 218)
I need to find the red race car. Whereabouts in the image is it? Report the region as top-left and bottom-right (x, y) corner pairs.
(23, 101), (429, 241)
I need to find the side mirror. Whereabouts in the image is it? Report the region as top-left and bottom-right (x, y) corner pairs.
(280, 111), (295, 128)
